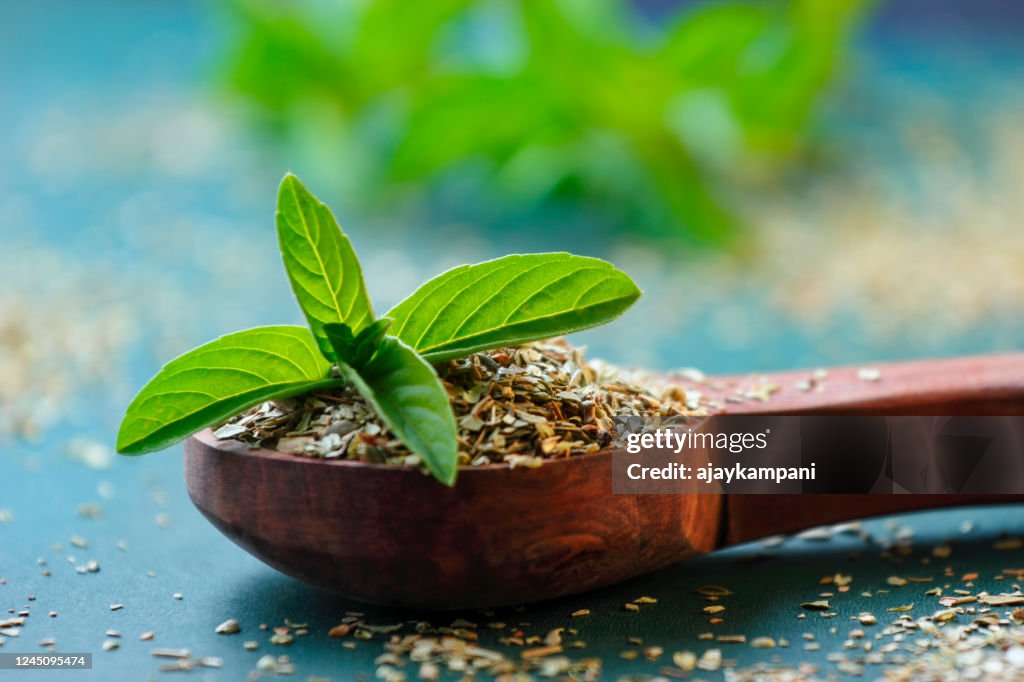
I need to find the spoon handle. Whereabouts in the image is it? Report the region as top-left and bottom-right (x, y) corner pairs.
(716, 353), (1024, 545)
(725, 494), (1024, 546)
(709, 353), (1024, 416)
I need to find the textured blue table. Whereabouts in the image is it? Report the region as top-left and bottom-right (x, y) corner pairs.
(3, 438), (1024, 680)
(5, 1), (1024, 680)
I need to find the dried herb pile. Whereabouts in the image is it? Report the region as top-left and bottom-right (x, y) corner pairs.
(327, 614), (602, 681)
(214, 340), (701, 470)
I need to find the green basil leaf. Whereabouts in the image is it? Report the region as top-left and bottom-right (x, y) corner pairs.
(386, 253), (641, 362)
(117, 326), (338, 455)
(325, 328), (458, 486)
(277, 173), (375, 360)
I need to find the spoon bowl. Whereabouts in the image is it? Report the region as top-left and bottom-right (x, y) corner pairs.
(185, 353), (1024, 609)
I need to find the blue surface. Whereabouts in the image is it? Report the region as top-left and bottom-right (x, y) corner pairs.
(3, 1), (1024, 680)
(4, 473), (1024, 679)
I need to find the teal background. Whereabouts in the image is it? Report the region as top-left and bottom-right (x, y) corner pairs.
(2, 1), (1024, 679)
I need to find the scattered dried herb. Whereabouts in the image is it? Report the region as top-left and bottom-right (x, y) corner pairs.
(214, 619), (241, 635)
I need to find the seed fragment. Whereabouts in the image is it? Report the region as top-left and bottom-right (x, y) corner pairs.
(270, 631), (294, 646)
(672, 651), (696, 670)
(418, 661), (440, 680)
(328, 624), (352, 638)
(643, 645), (664, 660)
(857, 367), (881, 382)
(521, 644), (562, 659)
(696, 648), (722, 672)
(717, 634), (746, 643)
(215, 619), (241, 635)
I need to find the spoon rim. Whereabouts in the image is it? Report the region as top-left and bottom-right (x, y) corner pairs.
(192, 427), (613, 475)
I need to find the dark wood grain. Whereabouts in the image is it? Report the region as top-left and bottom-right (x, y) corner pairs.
(184, 353), (1024, 609)
(185, 433), (720, 609)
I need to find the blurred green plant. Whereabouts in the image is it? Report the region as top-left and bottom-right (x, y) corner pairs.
(218, 0), (868, 242)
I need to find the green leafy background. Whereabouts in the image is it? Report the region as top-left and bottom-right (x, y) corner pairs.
(219, 0), (868, 243)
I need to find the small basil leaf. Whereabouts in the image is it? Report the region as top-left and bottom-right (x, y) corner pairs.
(324, 323), (357, 363)
(277, 173), (375, 360)
(386, 253), (641, 362)
(353, 317), (392, 367)
(117, 326), (338, 455)
(323, 318), (392, 370)
(324, 329), (458, 486)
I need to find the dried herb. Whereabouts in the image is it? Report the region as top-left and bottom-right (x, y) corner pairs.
(220, 340), (696, 472)
(117, 174), (640, 484)
(214, 619), (241, 635)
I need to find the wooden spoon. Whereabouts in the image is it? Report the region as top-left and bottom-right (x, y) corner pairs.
(184, 353), (1024, 609)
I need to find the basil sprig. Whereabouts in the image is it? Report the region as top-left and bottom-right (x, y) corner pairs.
(118, 174), (641, 484)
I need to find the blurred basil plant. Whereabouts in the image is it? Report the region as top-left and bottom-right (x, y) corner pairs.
(218, 0), (868, 243)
